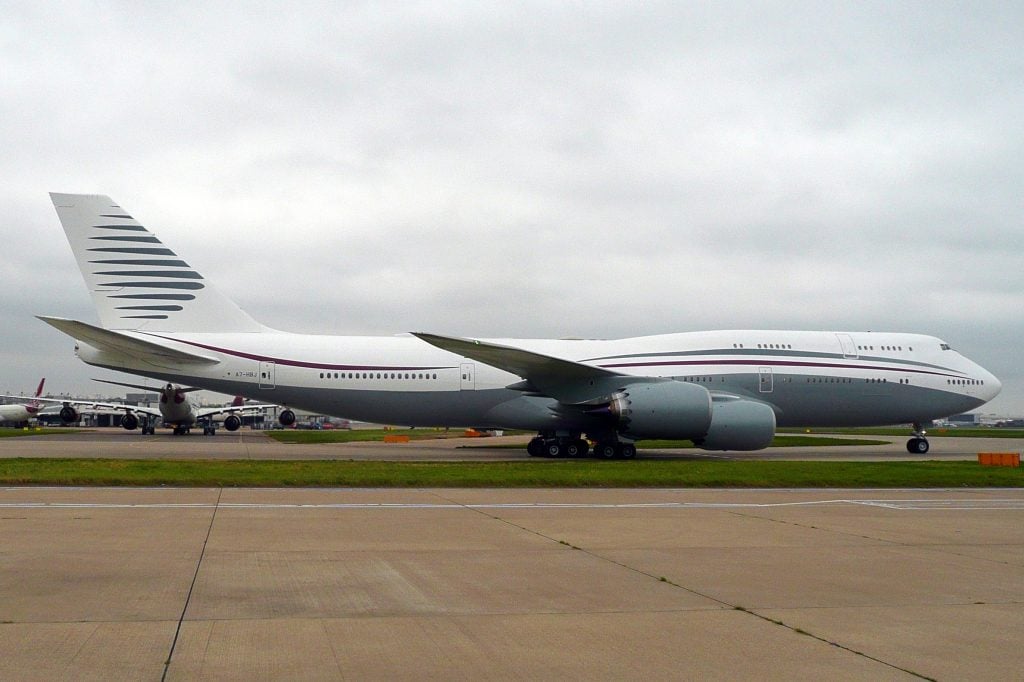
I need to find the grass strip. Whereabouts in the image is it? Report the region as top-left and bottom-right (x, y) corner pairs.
(640, 436), (890, 448)
(0, 428), (83, 439)
(778, 427), (1024, 439)
(0, 458), (1020, 488)
(265, 428), (476, 444)
(269, 430), (889, 448)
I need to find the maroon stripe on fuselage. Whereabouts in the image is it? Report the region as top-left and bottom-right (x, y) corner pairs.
(142, 333), (453, 372)
(140, 333), (970, 379)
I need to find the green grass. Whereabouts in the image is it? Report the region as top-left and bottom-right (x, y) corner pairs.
(269, 430), (889, 448)
(637, 436), (890, 449)
(0, 428), (83, 439)
(779, 427), (1024, 439)
(265, 428), (481, 444)
(0, 458), (1019, 488)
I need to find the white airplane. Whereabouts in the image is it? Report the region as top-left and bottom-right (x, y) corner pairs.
(0, 378), (46, 424)
(37, 193), (1001, 456)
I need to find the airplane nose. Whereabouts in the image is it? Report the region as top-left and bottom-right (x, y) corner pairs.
(981, 368), (1002, 401)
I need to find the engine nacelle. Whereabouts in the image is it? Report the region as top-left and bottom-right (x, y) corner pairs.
(121, 412), (139, 431)
(278, 409), (296, 427)
(59, 405), (80, 424)
(611, 381), (713, 440)
(224, 414), (241, 431)
(695, 398), (776, 451)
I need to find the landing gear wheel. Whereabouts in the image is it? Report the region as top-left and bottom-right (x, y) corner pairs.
(907, 437), (929, 454)
(546, 441), (564, 458)
(596, 442), (618, 459)
(527, 437), (545, 457)
(565, 439), (588, 458)
(619, 443), (637, 459)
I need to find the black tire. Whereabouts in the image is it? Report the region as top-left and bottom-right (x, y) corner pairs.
(620, 443), (637, 459)
(908, 438), (929, 454)
(597, 442), (618, 459)
(546, 442), (563, 457)
(527, 437), (545, 457)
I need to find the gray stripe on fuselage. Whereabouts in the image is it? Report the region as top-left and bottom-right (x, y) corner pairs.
(583, 347), (958, 374)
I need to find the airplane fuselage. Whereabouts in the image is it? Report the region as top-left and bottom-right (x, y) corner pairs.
(0, 404), (39, 423)
(73, 328), (999, 432)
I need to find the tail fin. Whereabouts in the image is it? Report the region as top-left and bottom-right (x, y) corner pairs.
(49, 193), (266, 333)
(27, 378), (45, 409)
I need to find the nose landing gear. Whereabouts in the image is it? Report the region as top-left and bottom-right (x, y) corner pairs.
(907, 423), (930, 453)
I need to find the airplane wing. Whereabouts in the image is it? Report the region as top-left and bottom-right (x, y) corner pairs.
(412, 332), (664, 404)
(3, 395), (163, 419)
(195, 403), (277, 419)
(37, 316), (219, 364)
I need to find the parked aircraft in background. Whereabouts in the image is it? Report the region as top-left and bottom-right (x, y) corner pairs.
(37, 193), (1001, 456)
(0, 378), (46, 424)
(2, 378), (282, 435)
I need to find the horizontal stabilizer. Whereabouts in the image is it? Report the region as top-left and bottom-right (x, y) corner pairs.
(38, 316), (219, 365)
(413, 332), (661, 404)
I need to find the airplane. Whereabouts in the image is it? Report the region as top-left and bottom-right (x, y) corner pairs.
(36, 193), (1001, 457)
(1, 378), (279, 435)
(0, 378), (46, 424)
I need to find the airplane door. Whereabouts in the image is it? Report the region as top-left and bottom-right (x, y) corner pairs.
(759, 367), (773, 393)
(460, 363), (475, 390)
(837, 333), (858, 359)
(259, 361), (276, 389)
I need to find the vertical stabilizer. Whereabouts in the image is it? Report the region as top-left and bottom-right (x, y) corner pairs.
(50, 193), (266, 333)
(29, 378), (45, 409)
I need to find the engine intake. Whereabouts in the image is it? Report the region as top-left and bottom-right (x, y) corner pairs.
(609, 381), (713, 440)
(59, 405), (80, 424)
(278, 409), (296, 427)
(121, 412), (139, 431)
(224, 414), (241, 431)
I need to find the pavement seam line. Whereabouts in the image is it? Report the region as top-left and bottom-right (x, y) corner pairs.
(440, 494), (936, 681)
(161, 487), (222, 681)
(723, 509), (906, 545)
(728, 509), (1023, 569)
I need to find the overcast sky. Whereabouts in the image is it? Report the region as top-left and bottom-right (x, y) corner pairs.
(2, 1), (1022, 414)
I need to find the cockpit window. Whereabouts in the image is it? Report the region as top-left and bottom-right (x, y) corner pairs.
(940, 343), (952, 351)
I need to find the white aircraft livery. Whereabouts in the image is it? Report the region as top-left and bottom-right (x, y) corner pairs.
(0, 378), (45, 423)
(40, 193), (1001, 457)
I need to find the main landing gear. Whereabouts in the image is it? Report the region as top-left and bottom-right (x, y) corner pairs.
(907, 423), (930, 454)
(526, 434), (637, 459)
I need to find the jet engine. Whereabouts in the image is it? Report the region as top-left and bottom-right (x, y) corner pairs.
(59, 405), (80, 424)
(693, 398), (776, 451)
(278, 409), (296, 426)
(599, 381), (776, 451)
(120, 412), (139, 431)
(224, 415), (241, 431)
(608, 381), (713, 440)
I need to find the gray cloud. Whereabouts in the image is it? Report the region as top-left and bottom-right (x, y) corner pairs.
(1, 1), (1021, 414)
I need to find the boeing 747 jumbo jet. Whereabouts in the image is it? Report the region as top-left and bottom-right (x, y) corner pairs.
(38, 193), (1001, 457)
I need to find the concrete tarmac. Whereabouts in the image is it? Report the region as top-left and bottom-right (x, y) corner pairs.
(2, 431), (1022, 679)
(0, 486), (1022, 680)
